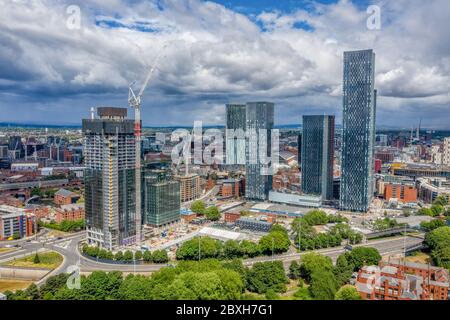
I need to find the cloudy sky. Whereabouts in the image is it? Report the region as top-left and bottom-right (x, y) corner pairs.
(0, 0), (449, 128)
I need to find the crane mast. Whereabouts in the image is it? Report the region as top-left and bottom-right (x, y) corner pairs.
(128, 48), (165, 247)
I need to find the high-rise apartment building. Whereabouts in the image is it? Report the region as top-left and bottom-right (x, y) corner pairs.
(245, 102), (274, 201)
(340, 49), (377, 212)
(442, 137), (450, 166)
(225, 103), (246, 165)
(175, 174), (201, 202)
(301, 115), (335, 200)
(83, 107), (137, 250)
(143, 170), (180, 227)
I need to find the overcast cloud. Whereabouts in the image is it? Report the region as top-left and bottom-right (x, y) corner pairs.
(0, 0), (449, 128)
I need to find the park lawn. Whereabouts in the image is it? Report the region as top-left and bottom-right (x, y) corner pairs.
(0, 279), (33, 292)
(1, 251), (63, 269)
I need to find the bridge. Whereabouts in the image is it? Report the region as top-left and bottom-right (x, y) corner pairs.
(365, 227), (421, 240)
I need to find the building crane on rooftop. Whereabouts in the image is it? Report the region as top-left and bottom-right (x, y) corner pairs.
(128, 46), (167, 246)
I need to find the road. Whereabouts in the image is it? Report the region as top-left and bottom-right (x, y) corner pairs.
(0, 231), (424, 278)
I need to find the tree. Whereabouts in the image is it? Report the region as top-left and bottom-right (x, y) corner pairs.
(143, 250), (152, 262)
(24, 283), (41, 300)
(299, 253), (334, 282)
(123, 250), (133, 261)
(114, 251), (123, 261)
(308, 269), (338, 300)
(303, 210), (329, 226)
(288, 260), (302, 280)
(335, 285), (361, 300)
(270, 224), (288, 235)
(433, 195), (448, 207)
(118, 274), (153, 300)
(152, 250), (169, 263)
(258, 231), (290, 255)
(425, 226), (450, 269)
(418, 208), (434, 217)
(246, 261), (288, 294)
(239, 240), (261, 258)
(191, 200), (206, 215)
(344, 247), (382, 271)
(134, 250), (143, 261)
(222, 259), (248, 287)
(420, 219), (446, 232)
(33, 253), (41, 264)
(334, 254), (354, 287)
(204, 206), (221, 221)
(431, 205), (444, 217)
(176, 237), (222, 260)
(223, 240), (242, 259)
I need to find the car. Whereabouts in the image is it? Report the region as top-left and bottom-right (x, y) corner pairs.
(57, 236), (63, 240)
(26, 239), (31, 242)
(344, 245), (353, 251)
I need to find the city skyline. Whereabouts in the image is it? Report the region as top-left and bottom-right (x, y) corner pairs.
(0, 0), (449, 128)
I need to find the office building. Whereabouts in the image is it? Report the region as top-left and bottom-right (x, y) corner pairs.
(82, 107), (136, 250)
(340, 49), (377, 212)
(301, 115), (335, 200)
(175, 174), (201, 202)
(0, 205), (35, 240)
(225, 103), (246, 165)
(245, 102), (274, 201)
(143, 170), (180, 227)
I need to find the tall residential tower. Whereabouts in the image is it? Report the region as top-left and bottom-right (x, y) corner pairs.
(245, 102), (274, 201)
(83, 107), (137, 250)
(340, 49), (377, 212)
(301, 115), (335, 200)
(225, 103), (246, 165)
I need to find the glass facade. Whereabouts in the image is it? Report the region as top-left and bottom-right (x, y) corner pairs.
(245, 102), (274, 201)
(226, 103), (246, 165)
(301, 115), (335, 200)
(143, 171), (180, 227)
(340, 49), (377, 212)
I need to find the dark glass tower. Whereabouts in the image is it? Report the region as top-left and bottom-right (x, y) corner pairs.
(143, 170), (180, 227)
(340, 49), (377, 212)
(225, 103), (246, 165)
(245, 102), (274, 201)
(301, 115), (335, 200)
(83, 107), (136, 250)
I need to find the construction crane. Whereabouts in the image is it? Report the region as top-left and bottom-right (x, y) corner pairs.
(128, 47), (166, 246)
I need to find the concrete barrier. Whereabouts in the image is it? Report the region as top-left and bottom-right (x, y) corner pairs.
(0, 266), (50, 281)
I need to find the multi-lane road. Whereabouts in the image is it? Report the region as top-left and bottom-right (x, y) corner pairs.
(0, 230), (425, 282)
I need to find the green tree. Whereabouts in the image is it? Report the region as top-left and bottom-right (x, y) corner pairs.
(118, 274), (153, 300)
(288, 260), (302, 280)
(303, 210), (329, 226)
(425, 226), (450, 269)
(223, 240), (242, 259)
(123, 250), (133, 261)
(134, 250), (143, 261)
(191, 200), (206, 215)
(418, 208), (434, 216)
(335, 285), (361, 300)
(114, 251), (123, 261)
(205, 206), (221, 221)
(431, 205), (444, 216)
(334, 254), (354, 287)
(176, 237), (221, 260)
(433, 195), (448, 207)
(299, 253), (334, 282)
(420, 219), (446, 232)
(258, 231), (290, 255)
(24, 283), (41, 300)
(152, 250), (169, 263)
(344, 247), (382, 271)
(143, 250), (152, 262)
(308, 269), (338, 300)
(246, 261), (288, 294)
(33, 253), (41, 264)
(239, 240), (260, 258)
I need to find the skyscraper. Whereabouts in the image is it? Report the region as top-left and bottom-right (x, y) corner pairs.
(143, 170), (180, 227)
(83, 107), (136, 250)
(301, 115), (335, 200)
(245, 102), (274, 201)
(340, 49), (377, 212)
(225, 103), (246, 165)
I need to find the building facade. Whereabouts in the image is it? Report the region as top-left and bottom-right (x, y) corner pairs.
(225, 103), (246, 165)
(0, 205), (35, 240)
(245, 102), (274, 201)
(301, 115), (335, 200)
(175, 174), (201, 203)
(340, 49), (377, 212)
(82, 107), (136, 250)
(143, 171), (180, 227)
(443, 137), (450, 166)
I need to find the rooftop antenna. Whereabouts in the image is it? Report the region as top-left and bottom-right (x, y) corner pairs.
(90, 107), (95, 120)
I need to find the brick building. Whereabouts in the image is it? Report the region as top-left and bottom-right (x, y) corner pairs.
(384, 184), (418, 203)
(224, 211), (241, 223)
(55, 204), (85, 223)
(356, 259), (449, 300)
(54, 188), (80, 206)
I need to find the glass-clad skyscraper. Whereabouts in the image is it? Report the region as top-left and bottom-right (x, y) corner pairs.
(143, 170), (180, 227)
(226, 103), (246, 165)
(340, 49), (377, 212)
(301, 115), (335, 200)
(83, 107), (136, 250)
(245, 102), (274, 201)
